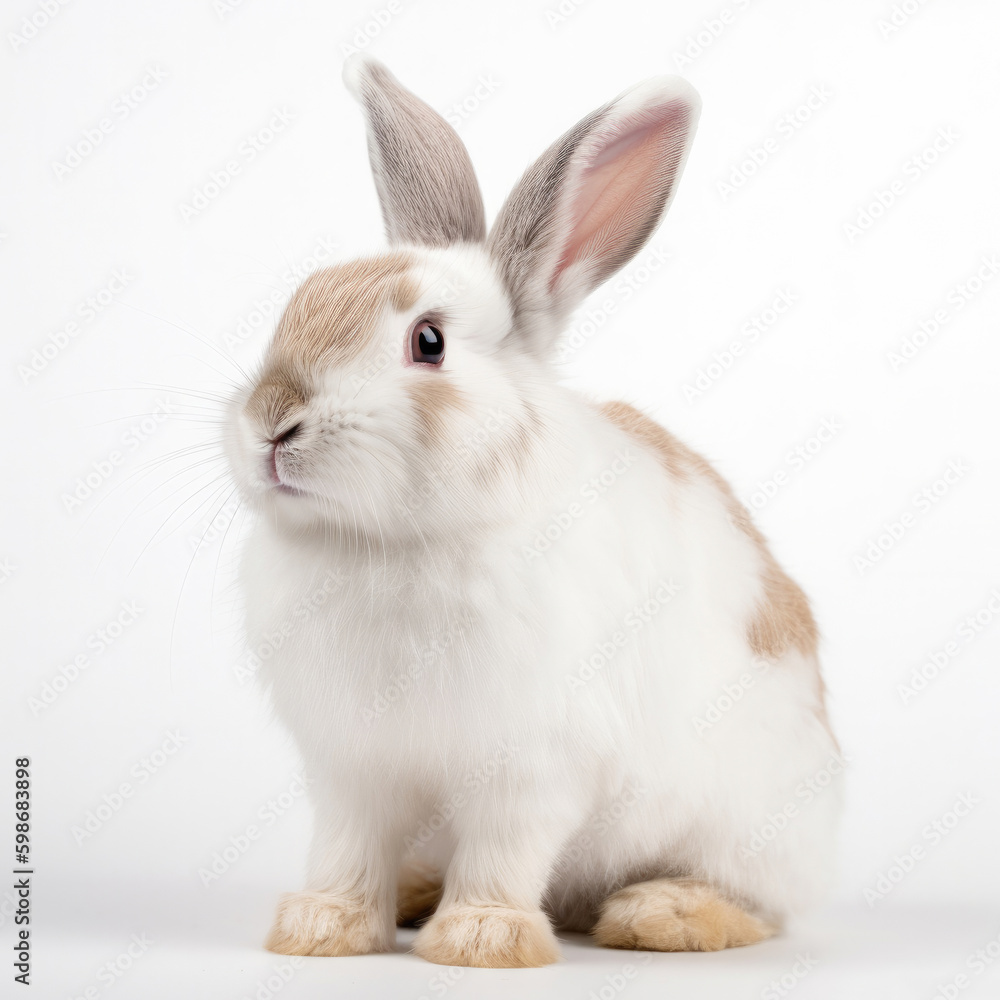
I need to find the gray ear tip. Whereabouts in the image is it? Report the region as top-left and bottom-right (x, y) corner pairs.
(342, 53), (387, 100)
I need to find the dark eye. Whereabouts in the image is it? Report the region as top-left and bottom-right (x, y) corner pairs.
(410, 320), (445, 365)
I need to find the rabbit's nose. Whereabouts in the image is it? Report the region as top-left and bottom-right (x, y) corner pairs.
(265, 422), (303, 489)
(269, 421), (302, 447)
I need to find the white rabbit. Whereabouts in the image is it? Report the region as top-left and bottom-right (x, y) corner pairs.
(224, 56), (842, 968)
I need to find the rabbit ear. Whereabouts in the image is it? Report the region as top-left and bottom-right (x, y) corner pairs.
(343, 56), (486, 247)
(488, 77), (700, 353)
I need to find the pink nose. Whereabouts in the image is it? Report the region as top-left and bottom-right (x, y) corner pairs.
(266, 423), (301, 484)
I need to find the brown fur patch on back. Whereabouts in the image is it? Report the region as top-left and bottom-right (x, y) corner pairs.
(271, 252), (417, 370)
(600, 399), (691, 481)
(598, 400), (819, 664)
(749, 563), (818, 660)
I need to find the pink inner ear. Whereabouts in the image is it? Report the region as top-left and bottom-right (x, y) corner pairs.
(551, 103), (690, 293)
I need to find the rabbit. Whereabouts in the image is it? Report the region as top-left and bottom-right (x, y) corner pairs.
(223, 55), (843, 969)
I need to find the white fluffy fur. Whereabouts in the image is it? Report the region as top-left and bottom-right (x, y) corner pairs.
(223, 63), (842, 967)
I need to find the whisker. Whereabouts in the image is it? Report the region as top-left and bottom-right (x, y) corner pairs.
(115, 299), (252, 384)
(79, 443), (225, 526)
(167, 479), (244, 686)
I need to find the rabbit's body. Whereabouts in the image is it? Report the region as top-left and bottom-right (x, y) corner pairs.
(227, 61), (841, 967)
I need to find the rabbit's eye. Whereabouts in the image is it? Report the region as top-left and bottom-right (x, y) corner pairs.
(410, 320), (445, 365)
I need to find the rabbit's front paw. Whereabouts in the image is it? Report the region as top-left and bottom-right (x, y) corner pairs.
(413, 904), (559, 968)
(265, 890), (389, 956)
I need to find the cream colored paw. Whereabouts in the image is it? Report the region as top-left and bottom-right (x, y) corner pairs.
(594, 878), (776, 952)
(265, 890), (388, 957)
(413, 904), (560, 968)
(397, 862), (443, 926)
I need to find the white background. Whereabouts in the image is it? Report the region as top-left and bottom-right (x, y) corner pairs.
(3, 0), (1000, 997)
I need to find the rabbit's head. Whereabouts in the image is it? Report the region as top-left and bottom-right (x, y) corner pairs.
(226, 57), (700, 541)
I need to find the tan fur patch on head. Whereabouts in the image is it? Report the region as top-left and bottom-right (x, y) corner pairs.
(271, 251), (418, 369)
(244, 364), (308, 437)
(598, 400), (819, 663)
(244, 252), (418, 437)
(470, 416), (534, 495)
(407, 376), (466, 447)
